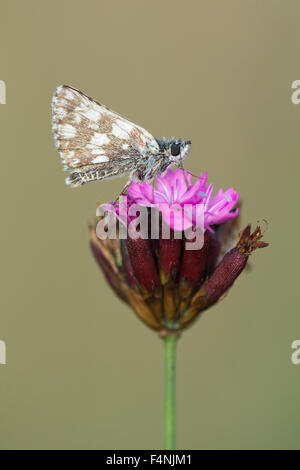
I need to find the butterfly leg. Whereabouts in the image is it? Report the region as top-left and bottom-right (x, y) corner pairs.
(179, 162), (191, 189)
(113, 182), (130, 205)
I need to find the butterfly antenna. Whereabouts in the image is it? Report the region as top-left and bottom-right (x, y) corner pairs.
(185, 169), (200, 180)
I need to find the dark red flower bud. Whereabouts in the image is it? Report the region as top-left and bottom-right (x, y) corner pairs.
(126, 237), (161, 293)
(204, 247), (247, 303)
(159, 231), (182, 284)
(206, 224), (268, 303)
(179, 231), (211, 289)
(89, 228), (127, 303)
(120, 239), (136, 288)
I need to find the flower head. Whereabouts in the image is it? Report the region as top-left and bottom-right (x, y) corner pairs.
(90, 168), (268, 334)
(108, 168), (239, 232)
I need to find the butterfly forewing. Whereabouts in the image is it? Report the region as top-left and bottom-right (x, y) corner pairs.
(52, 85), (159, 185)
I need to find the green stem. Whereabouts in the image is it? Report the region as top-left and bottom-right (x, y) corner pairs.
(163, 334), (178, 450)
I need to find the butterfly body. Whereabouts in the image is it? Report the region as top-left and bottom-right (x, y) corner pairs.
(52, 85), (191, 188)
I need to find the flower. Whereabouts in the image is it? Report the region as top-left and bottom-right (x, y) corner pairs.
(89, 169), (268, 334)
(126, 168), (240, 231)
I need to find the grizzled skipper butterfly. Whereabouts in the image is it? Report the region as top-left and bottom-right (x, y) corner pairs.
(52, 85), (191, 189)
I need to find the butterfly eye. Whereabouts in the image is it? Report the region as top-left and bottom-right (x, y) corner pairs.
(170, 143), (181, 156)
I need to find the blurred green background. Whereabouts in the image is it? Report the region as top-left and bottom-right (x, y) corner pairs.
(0, 0), (299, 449)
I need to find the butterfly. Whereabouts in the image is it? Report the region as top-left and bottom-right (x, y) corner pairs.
(52, 85), (191, 189)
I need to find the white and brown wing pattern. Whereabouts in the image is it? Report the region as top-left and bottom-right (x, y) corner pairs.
(52, 85), (159, 187)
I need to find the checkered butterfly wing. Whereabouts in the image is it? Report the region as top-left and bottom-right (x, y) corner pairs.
(52, 85), (159, 187)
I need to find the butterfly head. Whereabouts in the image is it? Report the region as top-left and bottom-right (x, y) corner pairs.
(156, 137), (191, 165)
